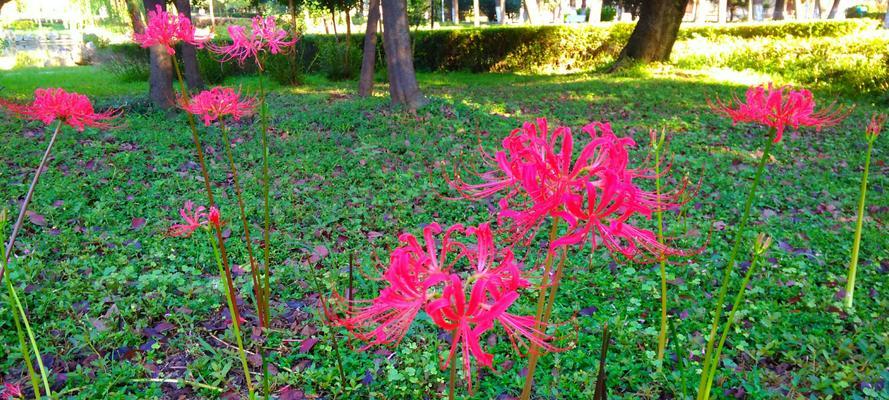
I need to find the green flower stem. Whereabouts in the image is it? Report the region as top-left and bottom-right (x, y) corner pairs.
(172, 60), (243, 326)
(219, 120), (266, 325)
(5, 269), (41, 399)
(653, 131), (668, 366)
(845, 138), (874, 309)
(1, 120), (63, 284)
(448, 328), (459, 400)
(519, 221), (561, 400)
(702, 244), (764, 398)
(696, 129), (775, 400)
(256, 65), (273, 400)
(2, 246), (52, 398)
(206, 229), (255, 400)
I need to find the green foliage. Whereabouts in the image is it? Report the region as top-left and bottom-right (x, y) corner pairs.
(601, 5), (617, 21)
(317, 40), (361, 81)
(6, 20), (38, 31)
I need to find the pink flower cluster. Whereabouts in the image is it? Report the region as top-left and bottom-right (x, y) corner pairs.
(133, 4), (206, 55)
(179, 87), (255, 126)
(710, 83), (848, 142)
(0, 88), (120, 131)
(450, 118), (693, 262)
(335, 223), (555, 392)
(209, 16), (298, 69)
(167, 201), (223, 237)
(0, 383), (21, 400)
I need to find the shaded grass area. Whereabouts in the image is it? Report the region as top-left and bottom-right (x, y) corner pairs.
(0, 67), (887, 399)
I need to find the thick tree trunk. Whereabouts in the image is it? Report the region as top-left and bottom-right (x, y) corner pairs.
(774, 0), (786, 19)
(588, 0), (602, 22)
(827, 0), (842, 18)
(126, 0), (145, 34)
(473, 0), (480, 25)
(381, 0), (427, 109)
(718, 0), (727, 22)
(359, 0), (382, 96)
(617, 0), (688, 63)
(144, 0), (175, 108)
(173, 0), (203, 90)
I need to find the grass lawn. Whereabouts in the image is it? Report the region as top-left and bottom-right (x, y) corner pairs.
(0, 65), (887, 399)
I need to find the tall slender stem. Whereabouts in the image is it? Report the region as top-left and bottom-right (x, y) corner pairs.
(308, 263), (347, 386)
(219, 120), (266, 325)
(702, 244), (763, 398)
(696, 130), (775, 399)
(2, 226), (41, 400)
(654, 133), (668, 366)
(207, 230), (255, 400)
(172, 60), (242, 325)
(519, 221), (560, 400)
(1, 120), (63, 283)
(448, 328), (459, 400)
(845, 139), (873, 309)
(256, 65), (273, 400)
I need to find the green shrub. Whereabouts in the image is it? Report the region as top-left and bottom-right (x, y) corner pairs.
(601, 5), (617, 21)
(318, 40), (362, 80)
(7, 20), (37, 30)
(196, 50), (253, 84)
(265, 51), (304, 86)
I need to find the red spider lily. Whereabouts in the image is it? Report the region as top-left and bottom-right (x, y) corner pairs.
(209, 16), (297, 69)
(167, 201), (207, 237)
(207, 207), (224, 229)
(336, 223), (558, 392)
(178, 87), (255, 126)
(710, 83), (849, 142)
(334, 223), (461, 347)
(133, 4), (206, 55)
(0, 88), (120, 131)
(0, 383), (21, 400)
(866, 113), (885, 141)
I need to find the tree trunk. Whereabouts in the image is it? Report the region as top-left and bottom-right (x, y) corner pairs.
(616, 0), (688, 63)
(331, 9), (339, 40)
(884, 3), (889, 27)
(774, 0), (786, 19)
(431, 0), (436, 27)
(381, 0), (427, 109)
(499, 0), (507, 22)
(793, 0), (803, 19)
(209, 0), (216, 28)
(693, 0), (703, 22)
(748, 0), (753, 20)
(359, 0), (381, 96)
(144, 0), (175, 108)
(126, 0), (145, 34)
(753, 0), (763, 20)
(173, 0), (204, 90)
(345, 7), (352, 75)
(452, 0), (459, 22)
(718, 0), (727, 22)
(827, 0), (841, 18)
(473, 0), (480, 25)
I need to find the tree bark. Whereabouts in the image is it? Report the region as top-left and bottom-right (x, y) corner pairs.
(173, 0), (204, 90)
(452, 0), (459, 22)
(693, 0), (703, 22)
(126, 0), (145, 34)
(431, 0), (436, 27)
(345, 7), (353, 75)
(718, 0), (727, 22)
(144, 0), (175, 108)
(499, 0), (507, 22)
(774, 0), (786, 19)
(616, 0), (688, 63)
(381, 0), (427, 109)
(359, 0), (382, 96)
(827, 0), (842, 18)
(884, 3), (889, 27)
(473, 0), (480, 25)
(793, 0), (803, 19)
(523, 0), (540, 23)
(209, 0), (216, 28)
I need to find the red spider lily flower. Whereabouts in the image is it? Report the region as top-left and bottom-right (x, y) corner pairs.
(178, 87), (255, 126)
(209, 16), (297, 70)
(866, 113), (886, 141)
(710, 83), (849, 142)
(1, 383), (21, 400)
(133, 4), (206, 55)
(0, 88), (120, 131)
(465, 223), (528, 296)
(207, 206), (224, 229)
(167, 201), (207, 237)
(334, 223), (461, 347)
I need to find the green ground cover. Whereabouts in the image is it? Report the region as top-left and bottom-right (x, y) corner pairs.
(0, 65), (887, 399)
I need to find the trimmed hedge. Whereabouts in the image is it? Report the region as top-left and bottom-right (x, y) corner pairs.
(99, 20), (886, 96)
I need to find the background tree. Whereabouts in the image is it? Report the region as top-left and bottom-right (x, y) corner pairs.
(126, 0), (146, 33)
(774, 0), (785, 19)
(615, 0), (689, 63)
(358, 0), (380, 96)
(381, 0), (426, 109)
(142, 0), (175, 108)
(173, 0), (204, 90)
